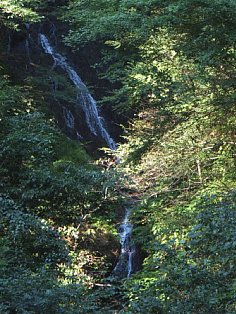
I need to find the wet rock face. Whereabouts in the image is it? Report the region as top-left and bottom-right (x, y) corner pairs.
(5, 20), (122, 150)
(111, 244), (143, 279)
(112, 250), (131, 279)
(39, 33), (117, 150)
(131, 244), (144, 273)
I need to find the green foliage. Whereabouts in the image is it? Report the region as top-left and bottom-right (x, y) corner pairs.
(0, 195), (86, 313)
(125, 193), (236, 313)
(0, 0), (43, 28)
(61, 0), (158, 112)
(0, 48), (119, 311)
(0, 269), (84, 314)
(62, 0), (236, 114)
(0, 80), (109, 222)
(54, 135), (90, 164)
(0, 195), (68, 269)
(60, 0), (236, 312)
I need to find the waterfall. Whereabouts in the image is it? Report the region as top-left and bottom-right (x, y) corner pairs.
(39, 33), (117, 150)
(112, 207), (136, 278)
(39, 31), (136, 278)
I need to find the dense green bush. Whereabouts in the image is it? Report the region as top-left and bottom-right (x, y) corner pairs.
(0, 23), (118, 311)
(125, 193), (236, 313)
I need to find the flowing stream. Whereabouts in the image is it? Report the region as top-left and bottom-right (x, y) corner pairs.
(112, 207), (136, 278)
(39, 32), (136, 278)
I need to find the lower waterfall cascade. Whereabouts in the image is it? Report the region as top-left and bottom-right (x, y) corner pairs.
(112, 206), (137, 279)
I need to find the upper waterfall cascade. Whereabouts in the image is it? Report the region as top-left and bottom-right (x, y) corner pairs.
(39, 33), (117, 150)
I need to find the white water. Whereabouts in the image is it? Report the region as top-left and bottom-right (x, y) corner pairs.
(120, 209), (132, 253)
(128, 247), (134, 278)
(39, 33), (117, 150)
(113, 208), (135, 278)
(39, 32), (135, 277)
